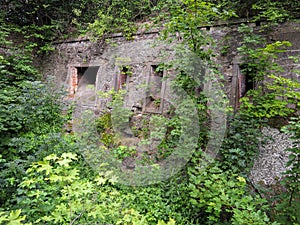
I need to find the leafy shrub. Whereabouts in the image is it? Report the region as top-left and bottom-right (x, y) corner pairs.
(0, 80), (68, 207)
(188, 161), (278, 225)
(220, 113), (263, 174)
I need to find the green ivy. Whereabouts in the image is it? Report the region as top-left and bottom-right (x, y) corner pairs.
(220, 112), (264, 174)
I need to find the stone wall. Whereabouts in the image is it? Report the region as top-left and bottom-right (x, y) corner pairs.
(41, 20), (300, 184)
(42, 31), (175, 115)
(41, 20), (300, 112)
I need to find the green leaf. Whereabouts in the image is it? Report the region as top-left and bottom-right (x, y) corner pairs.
(36, 161), (53, 175)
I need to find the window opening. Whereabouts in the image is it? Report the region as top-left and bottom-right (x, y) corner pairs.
(231, 61), (257, 111)
(151, 65), (163, 77)
(69, 66), (99, 98)
(144, 65), (164, 113)
(76, 67), (86, 84)
(117, 66), (131, 91)
(78, 67), (98, 85)
(240, 64), (255, 97)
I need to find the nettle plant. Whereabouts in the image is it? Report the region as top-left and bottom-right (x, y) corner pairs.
(0, 25), (68, 207)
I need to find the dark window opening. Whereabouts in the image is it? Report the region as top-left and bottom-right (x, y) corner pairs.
(245, 74), (255, 93)
(143, 65), (164, 113)
(240, 64), (256, 97)
(69, 66), (99, 98)
(77, 66), (98, 87)
(149, 65), (163, 98)
(76, 67), (86, 84)
(151, 65), (163, 77)
(117, 66), (130, 90)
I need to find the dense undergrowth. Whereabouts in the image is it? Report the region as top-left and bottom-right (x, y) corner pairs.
(0, 0), (300, 224)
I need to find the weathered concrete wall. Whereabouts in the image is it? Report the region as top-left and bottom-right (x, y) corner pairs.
(213, 21), (300, 110)
(42, 39), (103, 84)
(41, 20), (300, 184)
(42, 32), (175, 115)
(42, 20), (300, 111)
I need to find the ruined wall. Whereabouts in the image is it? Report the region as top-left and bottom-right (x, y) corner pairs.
(42, 32), (175, 115)
(41, 20), (300, 184)
(42, 20), (300, 112)
(215, 21), (300, 110)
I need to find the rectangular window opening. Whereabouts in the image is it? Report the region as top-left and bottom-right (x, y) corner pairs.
(69, 66), (99, 98)
(151, 65), (163, 77)
(116, 66), (132, 91)
(78, 66), (98, 85)
(239, 64), (255, 97)
(143, 65), (164, 113)
(230, 62), (257, 111)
